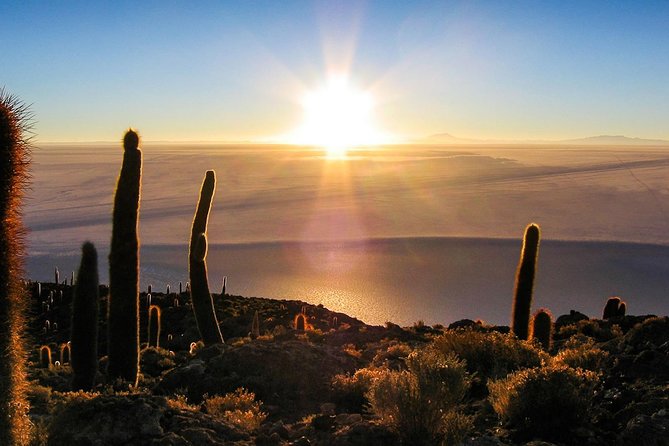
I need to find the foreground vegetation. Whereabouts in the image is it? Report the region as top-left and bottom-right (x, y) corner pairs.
(27, 282), (669, 446)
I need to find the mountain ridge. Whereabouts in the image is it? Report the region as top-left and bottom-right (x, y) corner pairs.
(424, 133), (669, 146)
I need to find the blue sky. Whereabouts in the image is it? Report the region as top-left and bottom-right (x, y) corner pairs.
(2, 0), (668, 142)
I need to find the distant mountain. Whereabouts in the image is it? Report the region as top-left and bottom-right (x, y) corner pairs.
(423, 133), (669, 146)
(558, 135), (669, 145)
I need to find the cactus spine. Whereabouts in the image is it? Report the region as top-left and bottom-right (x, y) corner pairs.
(148, 305), (161, 348)
(530, 308), (552, 350)
(71, 242), (100, 390)
(107, 129), (142, 385)
(189, 170), (224, 345)
(0, 89), (32, 445)
(511, 223), (540, 340)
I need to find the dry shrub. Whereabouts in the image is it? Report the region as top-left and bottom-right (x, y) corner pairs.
(488, 364), (599, 441)
(166, 393), (199, 412)
(204, 388), (266, 432)
(432, 329), (546, 382)
(331, 367), (386, 412)
(553, 337), (609, 372)
(366, 348), (472, 446)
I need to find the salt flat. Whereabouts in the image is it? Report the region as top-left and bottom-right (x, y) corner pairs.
(25, 143), (669, 324)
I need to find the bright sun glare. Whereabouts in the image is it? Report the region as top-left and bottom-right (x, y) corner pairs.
(289, 76), (389, 158)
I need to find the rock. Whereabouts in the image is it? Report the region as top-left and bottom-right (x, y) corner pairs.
(311, 414), (336, 431)
(331, 421), (400, 446)
(620, 413), (669, 446)
(462, 435), (508, 445)
(320, 402), (336, 415)
(290, 436), (311, 446)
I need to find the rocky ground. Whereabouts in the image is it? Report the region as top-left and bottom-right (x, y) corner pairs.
(26, 281), (668, 446)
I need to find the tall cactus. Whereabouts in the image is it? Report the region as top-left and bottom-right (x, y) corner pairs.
(530, 308), (552, 350)
(107, 129), (142, 385)
(71, 242), (100, 391)
(189, 170), (223, 345)
(0, 89), (32, 445)
(511, 223), (540, 340)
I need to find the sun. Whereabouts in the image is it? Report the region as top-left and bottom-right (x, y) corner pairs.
(288, 76), (389, 158)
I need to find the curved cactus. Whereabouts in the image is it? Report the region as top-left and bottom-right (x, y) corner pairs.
(530, 308), (553, 350)
(71, 241), (100, 390)
(189, 171), (223, 345)
(108, 129), (142, 385)
(0, 89), (32, 445)
(148, 304), (161, 348)
(511, 223), (541, 340)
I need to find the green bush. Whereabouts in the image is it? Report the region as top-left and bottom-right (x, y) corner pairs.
(432, 329), (546, 382)
(488, 364), (599, 441)
(366, 348), (472, 446)
(204, 388), (266, 433)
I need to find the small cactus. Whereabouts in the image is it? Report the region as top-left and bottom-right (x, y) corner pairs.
(603, 297), (626, 319)
(250, 310), (260, 339)
(511, 223), (540, 340)
(71, 241), (100, 390)
(189, 171), (223, 345)
(39, 346), (52, 369)
(60, 342), (71, 365)
(530, 309), (553, 350)
(294, 313), (307, 331)
(148, 305), (161, 348)
(107, 129), (142, 386)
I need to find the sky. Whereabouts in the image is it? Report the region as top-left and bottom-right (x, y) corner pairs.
(2, 0), (669, 143)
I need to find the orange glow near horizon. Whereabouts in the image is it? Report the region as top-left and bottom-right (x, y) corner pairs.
(285, 75), (392, 159)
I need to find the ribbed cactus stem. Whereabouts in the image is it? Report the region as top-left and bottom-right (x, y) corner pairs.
(530, 309), (553, 350)
(0, 89), (32, 445)
(71, 242), (100, 391)
(107, 129), (142, 385)
(511, 223), (540, 340)
(189, 171), (223, 345)
(148, 305), (161, 348)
